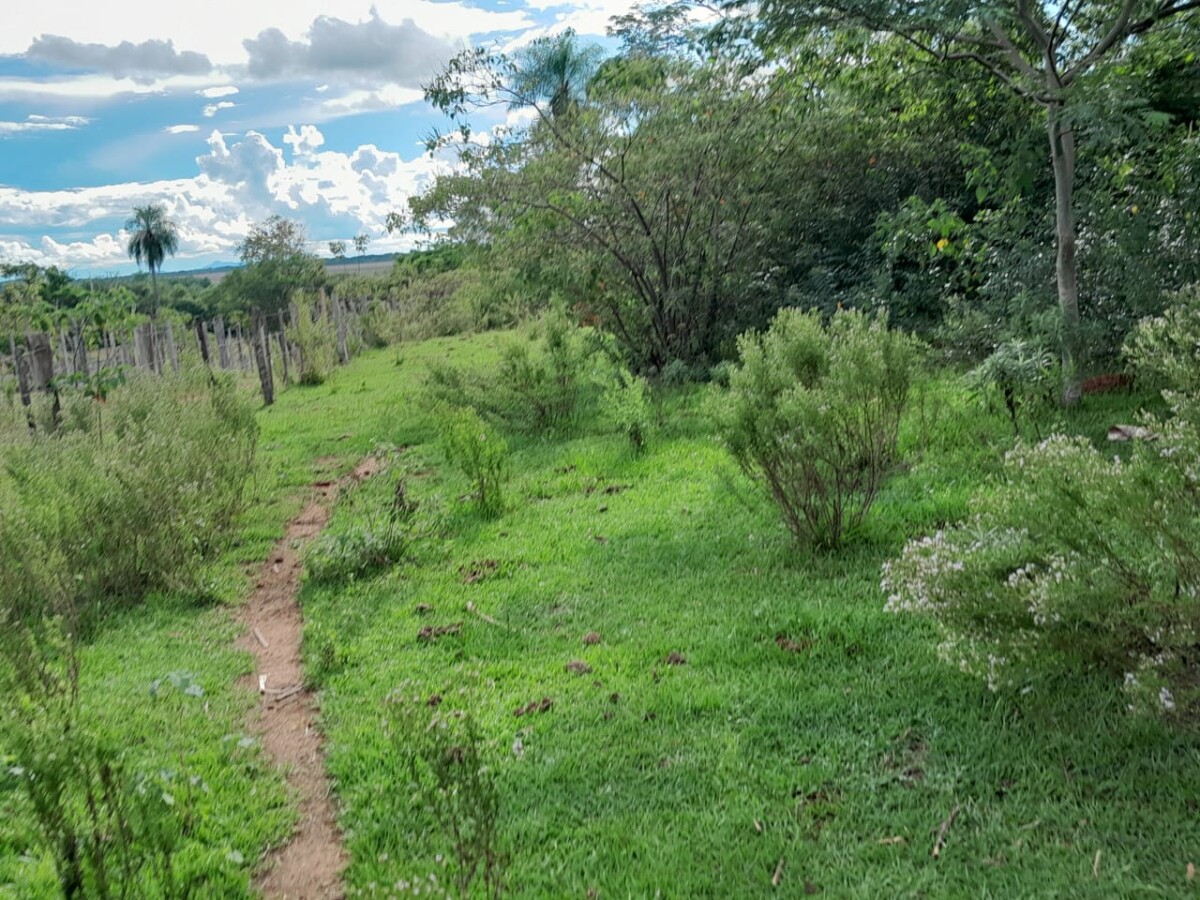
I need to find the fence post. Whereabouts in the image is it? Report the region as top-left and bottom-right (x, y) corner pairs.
(252, 313), (275, 406)
(214, 317), (231, 369)
(165, 322), (179, 373)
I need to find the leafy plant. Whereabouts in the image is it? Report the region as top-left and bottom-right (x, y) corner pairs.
(388, 689), (507, 899)
(440, 406), (509, 516)
(882, 435), (1200, 718)
(287, 298), (338, 386)
(967, 338), (1057, 437)
(305, 478), (420, 585)
(602, 368), (653, 453)
(715, 307), (922, 548)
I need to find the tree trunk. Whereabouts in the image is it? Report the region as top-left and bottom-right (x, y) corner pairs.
(1048, 105), (1082, 407)
(150, 266), (160, 319)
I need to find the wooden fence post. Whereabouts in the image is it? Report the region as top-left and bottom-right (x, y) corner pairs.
(165, 322), (179, 373)
(214, 317), (231, 369)
(252, 313), (275, 405)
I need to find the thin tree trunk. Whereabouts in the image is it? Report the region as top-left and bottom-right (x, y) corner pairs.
(1049, 104), (1082, 407)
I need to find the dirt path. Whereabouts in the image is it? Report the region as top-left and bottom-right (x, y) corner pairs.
(238, 457), (380, 899)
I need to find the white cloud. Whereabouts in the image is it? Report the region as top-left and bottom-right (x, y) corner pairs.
(0, 114), (89, 135)
(165, 124), (201, 134)
(0, 125), (447, 271)
(315, 84), (425, 118)
(0, 1), (537, 66)
(197, 85), (239, 98)
(203, 101), (237, 117)
(0, 72), (218, 102)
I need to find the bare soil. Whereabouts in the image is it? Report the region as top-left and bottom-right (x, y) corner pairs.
(237, 458), (380, 898)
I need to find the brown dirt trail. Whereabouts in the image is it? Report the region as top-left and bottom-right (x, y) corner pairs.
(237, 457), (380, 898)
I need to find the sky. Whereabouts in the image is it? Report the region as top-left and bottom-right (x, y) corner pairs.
(0, 0), (635, 277)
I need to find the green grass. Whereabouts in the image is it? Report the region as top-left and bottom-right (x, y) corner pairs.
(2, 332), (1195, 898)
(258, 338), (1200, 898)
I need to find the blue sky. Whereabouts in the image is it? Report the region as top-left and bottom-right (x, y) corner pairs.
(0, 0), (632, 276)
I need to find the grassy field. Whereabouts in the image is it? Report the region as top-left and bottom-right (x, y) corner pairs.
(2, 331), (1197, 897)
(266, 336), (1199, 897)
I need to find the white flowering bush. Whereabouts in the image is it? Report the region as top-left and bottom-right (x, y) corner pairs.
(715, 307), (922, 548)
(883, 435), (1200, 718)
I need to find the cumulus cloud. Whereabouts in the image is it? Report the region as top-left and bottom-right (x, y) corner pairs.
(165, 124), (200, 134)
(203, 101), (236, 117)
(0, 114), (89, 136)
(26, 34), (212, 83)
(243, 10), (452, 85)
(0, 125), (446, 271)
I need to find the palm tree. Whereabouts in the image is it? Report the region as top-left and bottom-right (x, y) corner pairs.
(125, 203), (179, 316)
(511, 29), (604, 120)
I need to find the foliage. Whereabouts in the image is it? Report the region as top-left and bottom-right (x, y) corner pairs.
(218, 216), (324, 317)
(418, 51), (807, 371)
(881, 435), (1200, 718)
(0, 371), (257, 625)
(715, 307), (922, 548)
(306, 478), (420, 585)
(287, 297), (338, 385)
(427, 312), (598, 435)
(601, 368), (653, 452)
(440, 405), (509, 516)
(967, 338), (1057, 436)
(388, 690), (507, 899)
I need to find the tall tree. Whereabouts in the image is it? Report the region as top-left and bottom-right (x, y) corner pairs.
(746, 0), (1200, 404)
(125, 203), (179, 317)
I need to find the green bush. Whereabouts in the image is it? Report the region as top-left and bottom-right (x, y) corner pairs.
(715, 307), (922, 548)
(602, 369), (653, 453)
(305, 478), (420, 585)
(426, 311), (597, 435)
(881, 435), (1200, 717)
(287, 298), (338, 385)
(967, 338), (1057, 437)
(0, 371), (258, 624)
(440, 406), (508, 516)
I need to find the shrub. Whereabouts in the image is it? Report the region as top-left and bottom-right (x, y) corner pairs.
(0, 371), (258, 625)
(967, 338), (1057, 437)
(883, 288), (1200, 719)
(440, 406), (508, 516)
(0, 615), (218, 897)
(388, 688), (507, 899)
(715, 308), (922, 548)
(425, 311), (597, 436)
(882, 436), (1200, 717)
(287, 298), (338, 385)
(305, 477), (419, 585)
(601, 369), (653, 453)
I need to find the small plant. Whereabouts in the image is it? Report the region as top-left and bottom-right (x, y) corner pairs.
(388, 689), (507, 899)
(0, 613), (203, 897)
(602, 369), (653, 453)
(287, 298), (338, 386)
(305, 476), (419, 585)
(715, 307), (922, 548)
(967, 338), (1056, 437)
(440, 406), (508, 516)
